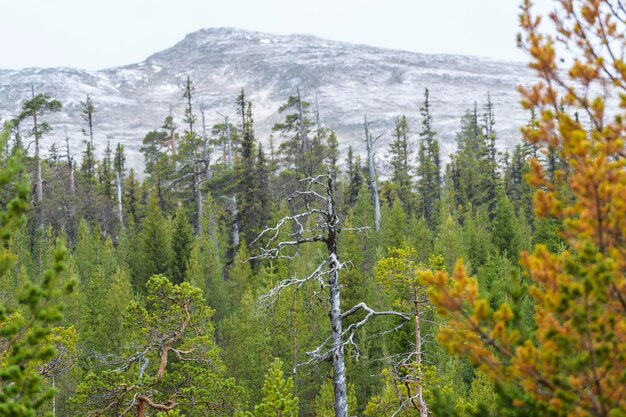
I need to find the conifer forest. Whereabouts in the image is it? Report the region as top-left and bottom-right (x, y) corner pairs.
(2, 1), (626, 416)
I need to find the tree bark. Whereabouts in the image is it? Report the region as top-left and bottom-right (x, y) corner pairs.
(32, 86), (43, 205)
(297, 87), (307, 154)
(224, 116), (239, 247)
(52, 376), (56, 417)
(413, 287), (428, 417)
(137, 398), (146, 417)
(326, 176), (348, 417)
(364, 115), (381, 231)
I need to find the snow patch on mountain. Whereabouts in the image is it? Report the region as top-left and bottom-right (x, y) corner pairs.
(0, 27), (536, 174)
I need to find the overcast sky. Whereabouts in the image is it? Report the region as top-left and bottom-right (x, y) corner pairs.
(1, 0), (554, 70)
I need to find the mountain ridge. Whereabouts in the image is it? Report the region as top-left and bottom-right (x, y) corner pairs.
(0, 27), (536, 171)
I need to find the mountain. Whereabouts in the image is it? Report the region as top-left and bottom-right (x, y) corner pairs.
(0, 27), (536, 171)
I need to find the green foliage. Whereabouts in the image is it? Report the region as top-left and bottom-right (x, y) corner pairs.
(171, 205), (193, 284)
(221, 290), (272, 406)
(253, 358), (299, 417)
(137, 190), (173, 289)
(388, 115), (414, 213)
(0, 123), (73, 416)
(491, 192), (521, 260)
(70, 275), (246, 416)
(5, 72), (604, 417)
(16, 93), (62, 140)
(417, 88), (442, 229)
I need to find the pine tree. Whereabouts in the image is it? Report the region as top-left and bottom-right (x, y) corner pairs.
(70, 276), (247, 416)
(0, 123), (73, 416)
(253, 358), (299, 417)
(425, 3), (626, 415)
(17, 87), (62, 207)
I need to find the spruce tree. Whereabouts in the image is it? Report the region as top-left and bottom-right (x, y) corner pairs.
(171, 205), (193, 284)
(481, 94), (499, 219)
(99, 140), (113, 201)
(416, 88), (441, 229)
(389, 115), (413, 213)
(491, 192), (521, 260)
(136, 189), (173, 290)
(80, 94), (96, 183)
(236, 89), (263, 245)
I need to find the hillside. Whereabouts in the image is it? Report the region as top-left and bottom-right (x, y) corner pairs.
(0, 27), (535, 169)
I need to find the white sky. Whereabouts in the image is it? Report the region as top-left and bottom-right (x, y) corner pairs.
(0, 0), (554, 70)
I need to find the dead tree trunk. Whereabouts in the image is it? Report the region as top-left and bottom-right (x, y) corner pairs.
(413, 287), (428, 417)
(220, 113), (239, 247)
(32, 86), (43, 205)
(297, 87), (308, 154)
(364, 115), (381, 231)
(253, 173), (409, 417)
(326, 176), (348, 417)
(64, 130), (75, 196)
(199, 102), (211, 180)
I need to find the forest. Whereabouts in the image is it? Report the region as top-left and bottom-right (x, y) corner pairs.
(2, 1), (626, 416)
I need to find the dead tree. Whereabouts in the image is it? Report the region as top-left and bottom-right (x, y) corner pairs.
(252, 173), (409, 417)
(363, 115), (382, 231)
(217, 112), (239, 248)
(63, 130), (75, 196)
(297, 87), (308, 154)
(199, 101), (212, 181)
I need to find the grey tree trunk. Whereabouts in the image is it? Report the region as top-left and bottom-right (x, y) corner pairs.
(64, 130), (75, 196)
(364, 115), (381, 231)
(326, 176), (348, 417)
(413, 288), (428, 417)
(68, 164), (75, 196)
(223, 115), (239, 247)
(52, 376), (56, 417)
(256, 173), (409, 417)
(200, 102), (211, 180)
(32, 86), (43, 205)
(297, 87), (307, 153)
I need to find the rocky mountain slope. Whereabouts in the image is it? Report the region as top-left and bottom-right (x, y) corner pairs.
(0, 27), (536, 171)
